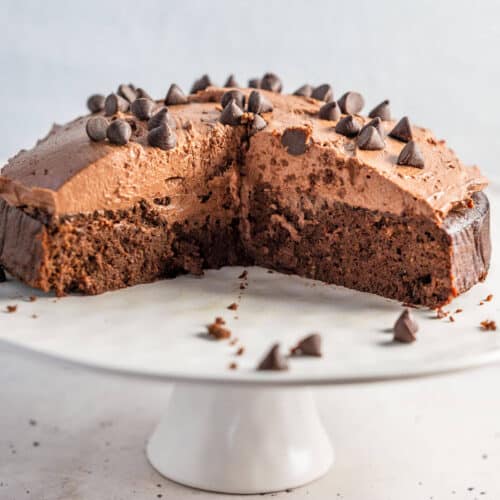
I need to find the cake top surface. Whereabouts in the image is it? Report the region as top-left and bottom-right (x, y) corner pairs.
(0, 77), (488, 221)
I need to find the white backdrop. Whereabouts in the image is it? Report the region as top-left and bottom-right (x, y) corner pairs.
(1, 0), (499, 177)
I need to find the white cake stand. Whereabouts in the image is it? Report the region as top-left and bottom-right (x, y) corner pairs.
(1, 188), (499, 494)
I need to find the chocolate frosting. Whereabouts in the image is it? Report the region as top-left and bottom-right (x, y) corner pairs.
(0, 87), (487, 222)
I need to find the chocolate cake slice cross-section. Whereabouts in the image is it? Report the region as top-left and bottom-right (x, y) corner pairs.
(0, 84), (490, 306)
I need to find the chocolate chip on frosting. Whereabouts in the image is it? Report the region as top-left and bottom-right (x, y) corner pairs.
(311, 84), (333, 102)
(249, 114), (267, 135)
(130, 98), (155, 120)
(165, 84), (188, 105)
(260, 72), (282, 93)
(393, 309), (418, 343)
(397, 140), (425, 168)
(224, 74), (239, 88)
(106, 119), (132, 145)
(369, 100), (391, 121)
(221, 89), (246, 110)
(257, 343), (289, 371)
(190, 74), (212, 94)
(248, 78), (261, 89)
(357, 125), (384, 150)
(335, 115), (361, 137)
(248, 90), (273, 114)
(361, 117), (385, 139)
(337, 91), (365, 114)
(219, 99), (244, 126)
(318, 101), (341, 121)
(86, 94), (105, 113)
(147, 123), (177, 151)
(117, 83), (137, 103)
(104, 93), (130, 116)
(85, 116), (108, 142)
(148, 107), (176, 131)
(281, 127), (310, 155)
(293, 84), (313, 97)
(135, 88), (153, 100)
(389, 116), (413, 142)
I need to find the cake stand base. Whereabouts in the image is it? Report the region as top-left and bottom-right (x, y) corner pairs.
(146, 383), (334, 494)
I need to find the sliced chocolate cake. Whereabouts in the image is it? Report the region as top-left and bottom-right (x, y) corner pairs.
(0, 76), (490, 306)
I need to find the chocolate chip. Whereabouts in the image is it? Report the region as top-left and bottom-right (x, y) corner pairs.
(224, 74), (239, 87)
(248, 78), (261, 89)
(357, 126), (384, 150)
(164, 84), (188, 105)
(393, 309), (418, 343)
(219, 99), (244, 126)
(292, 334), (322, 357)
(148, 123), (177, 151)
(397, 140), (424, 168)
(148, 107), (177, 130)
(130, 98), (155, 120)
(260, 72), (282, 93)
(281, 127), (310, 155)
(337, 91), (365, 114)
(389, 116), (413, 142)
(311, 84), (333, 102)
(85, 116), (109, 142)
(104, 93), (129, 116)
(135, 88), (153, 100)
(86, 94), (105, 113)
(249, 114), (267, 135)
(257, 343), (288, 371)
(248, 90), (273, 113)
(0, 265), (6, 283)
(106, 119), (132, 145)
(221, 90), (246, 110)
(360, 117), (385, 139)
(117, 84), (137, 103)
(335, 115), (361, 137)
(190, 74), (212, 94)
(293, 84), (313, 97)
(369, 99), (391, 121)
(318, 101), (340, 121)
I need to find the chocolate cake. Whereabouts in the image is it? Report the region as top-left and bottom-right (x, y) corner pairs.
(0, 75), (490, 307)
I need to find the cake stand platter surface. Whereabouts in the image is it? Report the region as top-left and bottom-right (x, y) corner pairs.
(1, 186), (499, 494)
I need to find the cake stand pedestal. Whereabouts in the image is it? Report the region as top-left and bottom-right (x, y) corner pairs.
(146, 383), (333, 494)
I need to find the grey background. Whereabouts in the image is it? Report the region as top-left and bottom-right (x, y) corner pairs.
(1, 0), (499, 177)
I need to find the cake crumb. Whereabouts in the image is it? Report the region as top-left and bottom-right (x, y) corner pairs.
(455, 308), (463, 314)
(31, 314), (38, 319)
(227, 302), (238, 311)
(228, 362), (238, 370)
(207, 321), (231, 340)
(239, 283), (246, 290)
(236, 346), (245, 356)
(238, 270), (248, 280)
(479, 301), (484, 306)
(28, 296), (37, 302)
(449, 315), (455, 322)
(215, 316), (225, 325)
(485, 294), (494, 302)
(6, 305), (17, 313)
(480, 320), (497, 331)
(436, 308), (449, 319)
(229, 337), (239, 346)
(267, 269), (274, 274)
